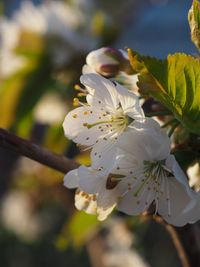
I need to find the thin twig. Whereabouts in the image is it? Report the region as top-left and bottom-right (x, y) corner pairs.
(145, 214), (191, 267)
(168, 120), (180, 137)
(0, 128), (78, 174)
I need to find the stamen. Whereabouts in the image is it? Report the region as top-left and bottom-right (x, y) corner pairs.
(74, 84), (87, 93)
(86, 120), (113, 129)
(133, 175), (151, 197)
(143, 160), (173, 216)
(73, 98), (80, 107)
(73, 98), (88, 107)
(166, 179), (171, 217)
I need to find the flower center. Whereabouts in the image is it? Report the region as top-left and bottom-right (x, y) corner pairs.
(133, 160), (172, 197)
(85, 107), (133, 132)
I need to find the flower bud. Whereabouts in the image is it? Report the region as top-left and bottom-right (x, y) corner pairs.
(85, 47), (131, 77)
(188, 0), (200, 50)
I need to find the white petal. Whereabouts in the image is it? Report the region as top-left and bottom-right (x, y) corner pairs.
(115, 83), (144, 119)
(112, 149), (142, 176)
(181, 192), (200, 224)
(117, 179), (155, 215)
(64, 169), (79, 189)
(158, 177), (196, 226)
(91, 138), (118, 170)
(75, 189), (115, 220)
(75, 190), (97, 215)
(97, 187), (119, 209)
(119, 119), (170, 161)
(82, 64), (96, 75)
(78, 165), (107, 194)
(80, 73), (119, 109)
(166, 155), (194, 197)
(63, 106), (111, 146)
(95, 188), (118, 220)
(96, 205), (115, 221)
(118, 130), (153, 162)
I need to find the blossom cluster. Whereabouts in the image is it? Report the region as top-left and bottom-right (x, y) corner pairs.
(63, 47), (199, 226)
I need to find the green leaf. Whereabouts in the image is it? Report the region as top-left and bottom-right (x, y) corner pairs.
(188, 0), (200, 50)
(128, 49), (200, 135)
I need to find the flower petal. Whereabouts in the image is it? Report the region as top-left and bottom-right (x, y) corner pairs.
(119, 119), (171, 161)
(96, 205), (115, 221)
(75, 189), (115, 220)
(166, 155), (192, 194)
(91, 137), (118, 170)
(158, 177), (196, 226)
(115, 83), (144, 119)
(63, 106), (111, 146)
(117, 178), (155, 215)
(75, 190), (97, 215)
(80, 73), (119, 109)
(78, 165), (107, 194)
(64, 169), (79, 189)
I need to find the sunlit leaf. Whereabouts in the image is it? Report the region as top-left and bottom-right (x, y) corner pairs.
(128, 49), (200, 134)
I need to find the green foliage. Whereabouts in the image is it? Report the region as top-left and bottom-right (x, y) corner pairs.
(128, 49), (200, 135)
(56, 211), (100, 249)
(188, 0), (200, 50)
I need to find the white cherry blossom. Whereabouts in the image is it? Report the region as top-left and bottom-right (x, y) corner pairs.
(113, 123), (196, 226)
(63, 73), (145, 168)
(64, 118), (197, 226)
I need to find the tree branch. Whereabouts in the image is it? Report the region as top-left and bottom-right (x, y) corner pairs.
(0, 128), (78, 174)
(145, 214), (191, 267)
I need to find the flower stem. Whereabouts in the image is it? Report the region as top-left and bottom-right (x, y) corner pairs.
(161, 118), (176, 128)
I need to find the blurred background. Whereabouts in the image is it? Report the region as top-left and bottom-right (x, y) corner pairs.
(0, 0), (197, 266)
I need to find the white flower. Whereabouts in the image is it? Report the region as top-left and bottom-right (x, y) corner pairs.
(64, 118), (197, 226)
(63, 73), (144, 168)
(113, 122), (196, 226)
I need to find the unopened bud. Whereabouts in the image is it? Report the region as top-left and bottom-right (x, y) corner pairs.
(85, 47), (133, 77)
(188, 0), (200, 50)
